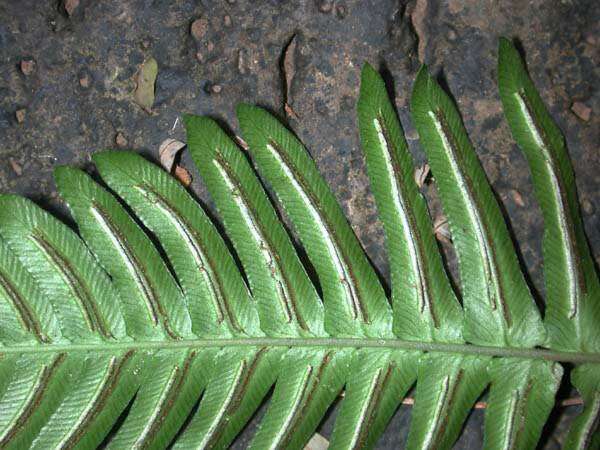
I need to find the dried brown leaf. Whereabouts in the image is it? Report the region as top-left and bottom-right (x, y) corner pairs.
(174, 165), (192, 187)
(433, 215), (452, 243)
(159, 138), (186, 172)
(134, 57), (158, 113)
(414, 163), (430, 188)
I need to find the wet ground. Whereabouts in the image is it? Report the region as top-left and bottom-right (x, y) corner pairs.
(0, 0), (598, 448)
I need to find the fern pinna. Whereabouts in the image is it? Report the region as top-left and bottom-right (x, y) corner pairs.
(0, 38), (598, 449)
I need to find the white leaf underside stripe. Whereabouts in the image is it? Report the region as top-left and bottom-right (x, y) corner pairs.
(580, 392), (600, 448)
(374, 117), (435, 329)
(29, 234), (103, 336)
(264, 142), (365, 322)
(51, 355), (118, 449)
(90, 205), (159, 326)
(422, 374), (450, 450)
(268, 364), (313, 450)
(428, 111), (510, 329)
(514, 92), (584, 319)
(134, 185), (241, 331)
(213, 158), (299, 326)
(347, 367), (383, 449)
(501, 390), (519, 450)
(198, 358), (246, 448)
(0, 270), (46, 342)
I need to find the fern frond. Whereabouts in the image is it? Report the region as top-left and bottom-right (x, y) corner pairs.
(0, 37), (598, 449)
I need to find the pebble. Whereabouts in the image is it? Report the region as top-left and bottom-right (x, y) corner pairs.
(79, 73), (90, 88)
(316, 0), (333, 13)
(190, 17), (208, 41)
(9, 158), (22, 176)
(15, 109), (26, 123)
(20, 59), (35, 75)
(224, 15), (232, 27)
(64, 0), (79, 16)
(571, 102), (591, 121)
(115, 132), (127, 147)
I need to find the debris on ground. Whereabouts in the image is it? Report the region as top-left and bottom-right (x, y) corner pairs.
(64, 0), (79, 16)
(174, 165), (192, 187)
(303, 433), (329, 450)
(510, 189), (525, 207)
(9, 158), (22, 176)
(159, 138), (186, 172)
(433, 215), (452, 243)
(79, 73), (90, 88)
(282, 34), (299, 118)
(190, 17), (208, 41)
(571, 101), (591, 121)
(20, 59), (35, 76)
(414, 163), (430, 188)
(15, 109), (26, 123)
(115, 132), (128, 148)
(235, 135), (249, 151)
(134, 57), (158, 113)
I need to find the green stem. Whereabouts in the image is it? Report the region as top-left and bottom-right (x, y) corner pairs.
(1, 338), (598, 364)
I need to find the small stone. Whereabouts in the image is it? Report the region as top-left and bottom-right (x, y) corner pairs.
(190, 17), (208, 41)
(582, 198), (595, 215)
(64, 0), (79, 16)
(20, 59), (35, 76)
(223, 15), (232, 27)
(115, 132), (127, 147)
(79, 74), (90, 88)
(510, 189), (525, 207)
(237, 49), (247, 74)
(210, 83), (222, 94)
(174, 166), (192, 187)
(15, 109), (26, 123)
(195, 51), (204, 63)
(9, 158), (22, 176)
(206, 41), (215, 52)
(571, 102), (591, 121)
(316, 0), (333, 13)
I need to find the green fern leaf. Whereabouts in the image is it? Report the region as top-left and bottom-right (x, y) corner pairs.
(0, 37), (598, 450)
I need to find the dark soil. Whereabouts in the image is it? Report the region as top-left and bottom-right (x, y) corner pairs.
(0, 1), (598, 448)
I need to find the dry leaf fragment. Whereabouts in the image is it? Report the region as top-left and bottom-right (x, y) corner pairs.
(134, 57), (158, 113)
(414, 163), (430, 188)
(115, 132), (127, 148)
(174, 165), (192, 187)
(159, 138), (186, 172)
(20, 59), (35, 76)
(9, 158), (22, 176)
(234, 135), (249, 151)
(571, 101), (591, 121)
(303, 433), (329, 450)
(15, 109), (26, 123)
(510, 189), (525, 207)
(284, 103), (299, 119)
(190, 17), (208, 41)
(64, 0), (79, 16)
(282, 34), (298, 118)
(433, 215), (452, 243)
